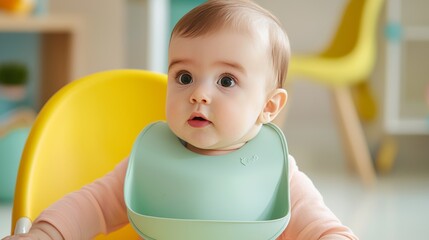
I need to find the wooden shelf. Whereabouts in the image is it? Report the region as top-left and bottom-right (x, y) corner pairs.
(0, 15), (80, 32)
(0, 15), (84, 109)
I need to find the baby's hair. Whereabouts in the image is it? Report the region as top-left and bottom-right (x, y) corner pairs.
(171, 0), (290, 88)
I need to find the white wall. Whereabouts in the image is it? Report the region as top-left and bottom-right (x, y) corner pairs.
(50, 0), (126, 77)
(255, 0), (346, 53)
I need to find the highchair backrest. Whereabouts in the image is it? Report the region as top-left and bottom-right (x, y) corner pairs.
(286, 0), (385, 86)
(321, 0), (384, 63)
(11, 70), (167, 239)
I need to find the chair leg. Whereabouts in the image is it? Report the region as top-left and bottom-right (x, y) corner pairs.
(332, 86), (377, 186)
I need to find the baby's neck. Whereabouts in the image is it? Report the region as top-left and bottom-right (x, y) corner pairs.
(186, 143), (245, 156)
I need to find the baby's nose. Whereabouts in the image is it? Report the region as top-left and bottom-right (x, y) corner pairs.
(190, 85), (211, 104)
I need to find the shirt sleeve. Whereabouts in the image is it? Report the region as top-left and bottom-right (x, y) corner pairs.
(278, 155), (359, 240)
(34, 158), (130, 240)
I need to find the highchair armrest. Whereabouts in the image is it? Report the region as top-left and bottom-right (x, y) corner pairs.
(14, 217), (32, 235)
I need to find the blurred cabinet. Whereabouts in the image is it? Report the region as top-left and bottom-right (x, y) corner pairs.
(0, 15), (83, 109)
(384, 0), (429, 134)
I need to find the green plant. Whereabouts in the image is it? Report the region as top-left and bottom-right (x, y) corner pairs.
(0, 62), (28, 86)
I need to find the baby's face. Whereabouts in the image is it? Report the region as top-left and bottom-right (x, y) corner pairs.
(166, 28), (274, 155)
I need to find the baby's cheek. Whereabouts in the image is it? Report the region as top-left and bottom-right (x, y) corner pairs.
(165, 106), (175, 124)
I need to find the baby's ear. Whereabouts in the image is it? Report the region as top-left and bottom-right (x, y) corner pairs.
(258, 88), (287, 124)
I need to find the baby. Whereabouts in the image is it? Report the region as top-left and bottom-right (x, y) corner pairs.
(4, 0), (358, 239)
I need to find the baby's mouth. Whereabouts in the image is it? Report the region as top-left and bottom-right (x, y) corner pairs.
(187, 115), (211, 128)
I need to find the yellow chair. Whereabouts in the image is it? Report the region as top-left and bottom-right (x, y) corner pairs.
(286, 0), (385, 186)
(11, 70), (167, 239)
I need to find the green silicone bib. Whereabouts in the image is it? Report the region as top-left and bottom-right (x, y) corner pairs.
(124, 122), (290, 240)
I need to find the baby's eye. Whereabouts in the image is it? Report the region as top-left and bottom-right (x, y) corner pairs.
(217, 75), (236, 88)
(177, 72), (193, 85)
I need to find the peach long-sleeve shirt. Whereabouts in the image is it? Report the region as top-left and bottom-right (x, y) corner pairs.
(35, 155), (358, 240)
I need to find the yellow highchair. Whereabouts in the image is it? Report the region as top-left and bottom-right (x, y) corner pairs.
(286, 0), (385, 186)
(11, 70), (167, 239)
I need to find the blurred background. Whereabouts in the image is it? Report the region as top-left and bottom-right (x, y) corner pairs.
(1, 0), (428, 239)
